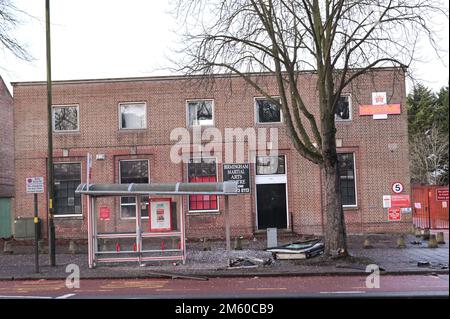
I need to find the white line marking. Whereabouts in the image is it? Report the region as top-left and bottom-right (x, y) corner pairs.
(0, 295), (53, 299)
(320, 291), (366, 294)
(55, 293), (76, 299)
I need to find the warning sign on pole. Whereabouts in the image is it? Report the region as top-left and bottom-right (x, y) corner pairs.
(26, 177), (44, 194)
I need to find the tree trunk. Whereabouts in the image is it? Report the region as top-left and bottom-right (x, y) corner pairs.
(322, 154), (348, 257)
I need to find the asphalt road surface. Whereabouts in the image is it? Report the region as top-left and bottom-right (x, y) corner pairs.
(0, 274), (448, 299)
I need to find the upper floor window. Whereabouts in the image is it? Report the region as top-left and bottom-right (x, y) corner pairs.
(119, 102), (147, 130)
(335, 95), (351, 121)
(52, 105), (79, 132)
(256, 98), (282, 123)
(187, 100), (214, 126)
(338, 153), (357, 207)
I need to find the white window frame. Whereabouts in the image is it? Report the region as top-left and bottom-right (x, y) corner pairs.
(52, 104), (80, 133)
(339, 152), (358, 208)
(254, 154), (290, 230)
(335, 94), (352, 122)
(186, 99), (215, 127)
(118, 102), (148, 130)
(118, 159), (150, 220)
(53, 161), (83, 217)
(187, 156), (220, 214)
(254, 97), (283, 124)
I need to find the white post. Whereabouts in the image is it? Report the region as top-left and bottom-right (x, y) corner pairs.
(87, 195), (93, 269)
(225, 195), (231, 252)
(136, 195), (142, 265)
(180, 197), (186, 264)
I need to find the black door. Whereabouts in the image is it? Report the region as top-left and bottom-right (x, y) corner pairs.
(256, 183), (287, 229)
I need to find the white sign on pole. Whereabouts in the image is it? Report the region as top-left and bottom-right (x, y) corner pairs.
(26, 177), (44, 194)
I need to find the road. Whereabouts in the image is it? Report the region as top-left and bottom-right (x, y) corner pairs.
(0, 274), (448, 299)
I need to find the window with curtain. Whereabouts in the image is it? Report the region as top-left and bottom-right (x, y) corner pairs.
(187, 100), (214, 126)
(119, 103), (147, 129)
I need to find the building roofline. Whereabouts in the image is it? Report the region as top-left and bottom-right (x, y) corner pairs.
(0, 76), (13, 98)
(10, 66), (406, 87)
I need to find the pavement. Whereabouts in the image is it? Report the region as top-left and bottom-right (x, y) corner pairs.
(0, 231), (448, 280)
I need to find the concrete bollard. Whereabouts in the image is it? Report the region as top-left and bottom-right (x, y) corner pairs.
(38, 240), (47, 254)
(422, 229), (431, 240)
(3, 241), (13, 254)
(436, 232), (446, 244)
(68, 240), (77, 254)
(363, 237), (373, 249)
(234, 236), (243, 250)
(202, 238), (211, 251)
(428, 234), (438, 248)
(414, 228), (422, 238)
(396, 235), (406, 249)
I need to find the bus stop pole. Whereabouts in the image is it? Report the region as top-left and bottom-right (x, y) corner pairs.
(34, 193), (39, 273)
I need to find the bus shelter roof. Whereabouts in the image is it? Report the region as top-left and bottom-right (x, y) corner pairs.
(75, 181), (239, 197)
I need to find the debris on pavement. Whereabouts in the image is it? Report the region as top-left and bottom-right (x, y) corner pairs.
(228, 257), (273, 269)
(228, 258), (258, 269)
(417, 261), (431, 267)
(266, 239), (324, 260)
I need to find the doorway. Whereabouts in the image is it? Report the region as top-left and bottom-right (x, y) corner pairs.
(255, 155), (288, 230)
(256, 183), (287, 229)
(0, 198), (12, 238)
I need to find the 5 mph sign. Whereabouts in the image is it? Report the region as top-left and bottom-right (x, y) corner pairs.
(392, 182), (404, 194)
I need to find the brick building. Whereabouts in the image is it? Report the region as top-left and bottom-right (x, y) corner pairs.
(0, 76), (14, 238)
(11, 68), (412, 240)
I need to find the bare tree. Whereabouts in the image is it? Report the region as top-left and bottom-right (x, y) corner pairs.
(0, 0), (30, 62)
(410, 124), (449, 186)
(173, 0), (447, 257)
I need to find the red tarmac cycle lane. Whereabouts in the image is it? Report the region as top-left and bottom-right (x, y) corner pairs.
(0, 274), (448, 298)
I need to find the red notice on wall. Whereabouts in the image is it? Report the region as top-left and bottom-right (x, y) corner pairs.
(391, 195), (411, 207)
(99, 206), (110, 221)
(388, 208), (401, 221)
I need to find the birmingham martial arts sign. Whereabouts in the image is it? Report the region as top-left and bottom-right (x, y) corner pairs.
(222, 163), (250, 194)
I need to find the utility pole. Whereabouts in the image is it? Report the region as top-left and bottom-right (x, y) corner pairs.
(46, 0), (56, 266)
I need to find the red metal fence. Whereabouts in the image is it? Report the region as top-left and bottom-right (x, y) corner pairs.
(412, 185), (449, 229)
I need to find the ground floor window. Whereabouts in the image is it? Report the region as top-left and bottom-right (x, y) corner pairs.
(119, 160), (149, 218)
(188, 158), (218, 212)
(53, 163), (82, 215)
(338, 153), (357, 206)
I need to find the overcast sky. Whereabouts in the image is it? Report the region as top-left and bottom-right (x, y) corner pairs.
(1, 0), (449, 93)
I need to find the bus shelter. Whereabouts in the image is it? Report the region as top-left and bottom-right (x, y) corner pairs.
(76, 181), (238, 268)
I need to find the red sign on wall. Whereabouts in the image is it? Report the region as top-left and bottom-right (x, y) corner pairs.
(436, 189), (449, 201)
(388, 208), (401, 221)
(359, 104), (401, 116)
(391, 195), (411, 207)
(99, 206), (110, 221)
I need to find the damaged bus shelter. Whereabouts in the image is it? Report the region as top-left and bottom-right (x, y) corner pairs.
(75, 181), (238, 268)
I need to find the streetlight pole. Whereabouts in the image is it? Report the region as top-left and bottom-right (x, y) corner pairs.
(46, 0), (56, 266)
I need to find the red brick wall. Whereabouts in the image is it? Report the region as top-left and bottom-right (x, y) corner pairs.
(12, 69), (412, 239)
(0, 76), (14, 197)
